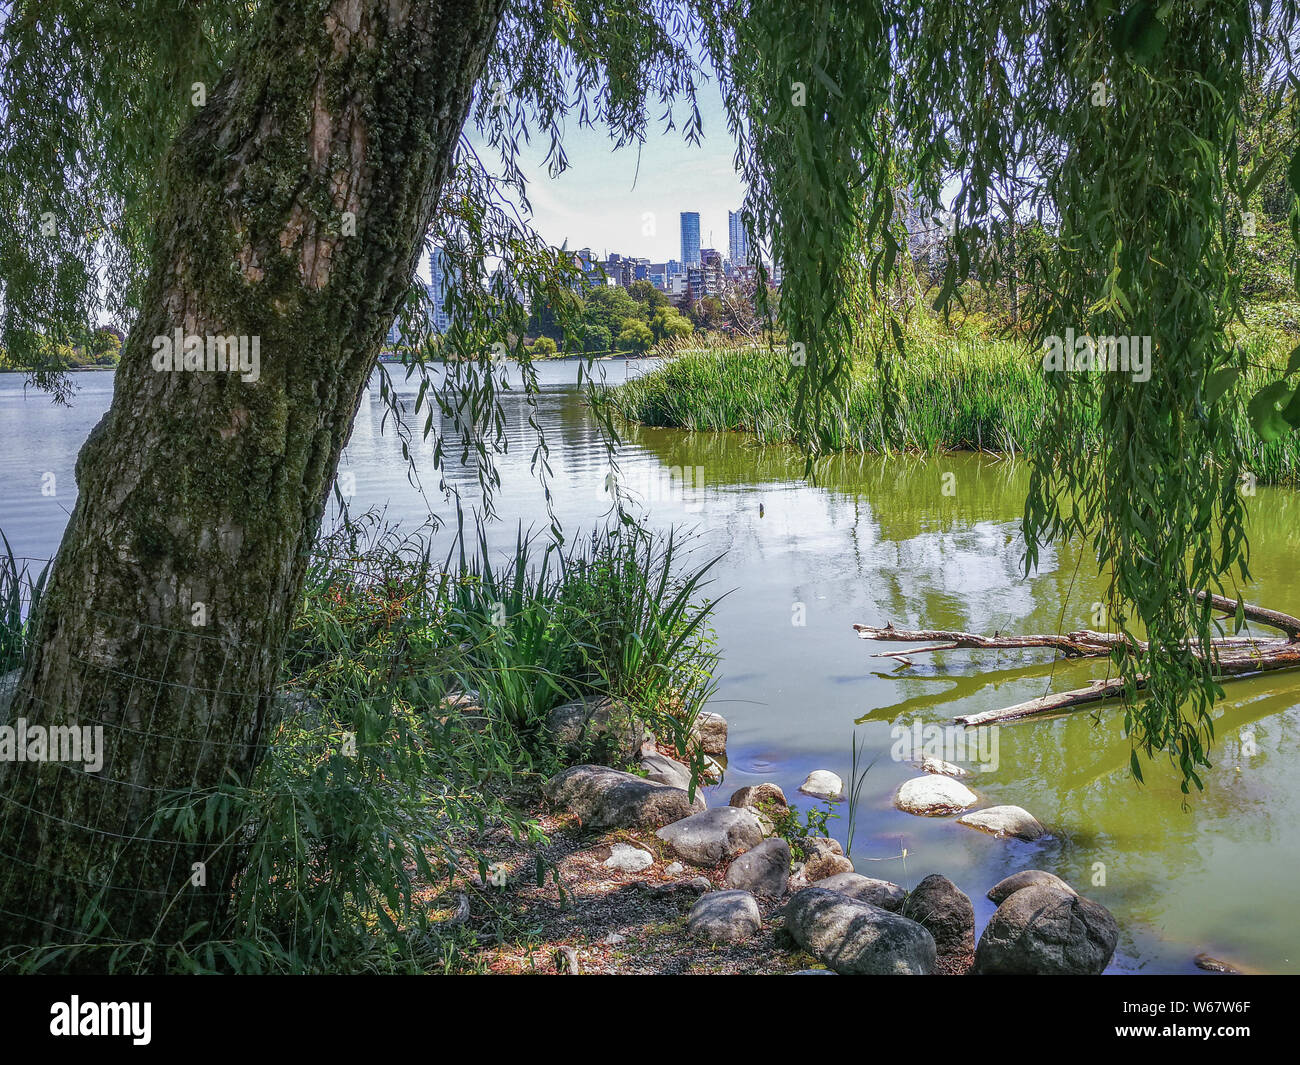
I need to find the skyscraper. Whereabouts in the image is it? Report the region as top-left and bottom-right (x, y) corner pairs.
(728, 210), (750, 265)
(680, 211), (701, 267)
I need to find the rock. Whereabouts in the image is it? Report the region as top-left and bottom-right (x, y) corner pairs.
(920, 756), (968, 778)
(435, 689), (481, 713)
(974, 884), (1119, 975)
(1194, 953), (1241, 974)
(547, 697), (653, 762)
(691, 711), (728, 755)
(781, 888), (936, 975)
(700, 755), (724, 784)
(729, 783), (788, 810)
(901, 874), (975, 959)
(655, 807), (764, 866)
(894, 774), (978, 815)
(799, 770), (844, 801)
(790, 837), (854, 887)
(543, 765), (700, 829)
(958, 805), (1046, 841)
(603, 843), (654, 873)
(640, 751), (694, 790)
(987, 869), (1076, 904)
(811, 872), (906, 913)
(665, 862), (686, 876)
(724, 838), (791, 897)
(686, 876), (714, 894)
(431, 690), (491, 731)
(602, 932), (626, 946)
(688, 890), (761, 943)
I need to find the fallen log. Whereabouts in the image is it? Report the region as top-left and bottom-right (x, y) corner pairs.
(1193, 591), (1300, 640)
(955, 645), (1300, 725)
(852, 623), (1115, 657)
(854, 598), (1300, 725)
(853, 623), (1284, 661)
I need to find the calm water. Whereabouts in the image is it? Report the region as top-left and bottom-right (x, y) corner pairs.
(3, 364), (1299, 974)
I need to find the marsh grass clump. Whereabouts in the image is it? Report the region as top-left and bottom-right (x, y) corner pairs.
(613, 325), (1300, 486)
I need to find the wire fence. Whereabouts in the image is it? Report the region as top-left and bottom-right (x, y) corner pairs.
(0, 543), (485, 970)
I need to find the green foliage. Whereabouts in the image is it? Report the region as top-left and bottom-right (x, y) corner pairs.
(11, 0), (1300, 793)
(616, 317), (654, 354)
(0, 0), (252, 397)
(0, 534), (48, 676)
(763, 799), (835, 864)
(614, 329), (1300, 486)
(7, 510), (722, 973)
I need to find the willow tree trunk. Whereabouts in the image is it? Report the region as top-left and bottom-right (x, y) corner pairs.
(0, 0), (504, 960)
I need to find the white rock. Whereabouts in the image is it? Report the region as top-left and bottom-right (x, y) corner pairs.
(603, 843), (655, 872)
(602, 932), (627, 946)
(894, 774), (978, 815)
(665, 862), (686, 876)
(920, 756), (968, 778)
(958, 805), (1046, 841)
(798, 770), (844, 801)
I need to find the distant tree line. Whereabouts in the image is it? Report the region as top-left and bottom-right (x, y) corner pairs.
(0, 326), (123, 370)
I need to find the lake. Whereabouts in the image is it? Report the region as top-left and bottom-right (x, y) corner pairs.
(2, 362), (1298, 974)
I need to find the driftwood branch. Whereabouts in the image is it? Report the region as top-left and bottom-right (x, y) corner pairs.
(1194, 591), (1300, 640)
(955, 644), (1300, 724)
(852, 623), (1115, 657)
(855, 597), (1300, 725)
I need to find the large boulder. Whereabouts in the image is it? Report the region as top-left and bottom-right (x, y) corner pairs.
(689, 890), (761, 943)
(958, 805), (1046, 841)
(729, 783), (788, 811)
(974, 884), (1119, 975)
(987, 869), (1075, 904)
(781, 888), (936, 975)
(547, 697), (653, 763)
(544, 765), (700, 830)
(656, 807), (764, 866)
(811, 872), (906, 913)
(901, 874), (975, 959)
(798, 770), (844, 801)
(691, 711), (728, 755)
(895, 775), (978, 815)
(790, 837), (854, 887)
(724, 838), (791, 897)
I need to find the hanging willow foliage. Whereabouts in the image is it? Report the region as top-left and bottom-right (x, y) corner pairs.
(3, 0), (1300, 790)
(704, 0), (1300, 791)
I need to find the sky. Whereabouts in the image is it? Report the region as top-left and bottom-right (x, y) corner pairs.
(470, 77), (748, 265)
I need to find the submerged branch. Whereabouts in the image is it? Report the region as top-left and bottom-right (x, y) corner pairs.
(854, 612), (1300, 726)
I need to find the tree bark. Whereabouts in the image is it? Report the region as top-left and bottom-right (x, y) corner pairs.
(0, 0), (505, 960)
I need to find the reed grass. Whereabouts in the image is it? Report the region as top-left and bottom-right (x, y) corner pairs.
(613, 329), (1300, 485)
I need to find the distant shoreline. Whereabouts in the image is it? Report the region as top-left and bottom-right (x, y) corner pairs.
(0, 353), (659, 376)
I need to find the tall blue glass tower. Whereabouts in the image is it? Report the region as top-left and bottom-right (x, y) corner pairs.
(680, 211), (701, 267)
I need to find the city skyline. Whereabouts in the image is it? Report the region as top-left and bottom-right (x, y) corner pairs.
(467, 73), (746, 263)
